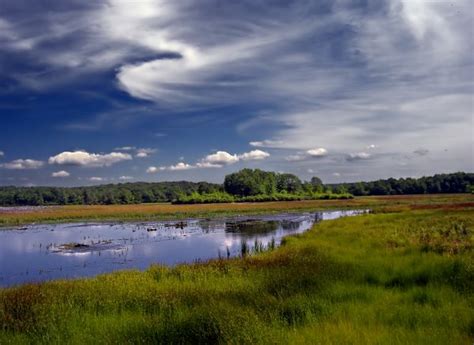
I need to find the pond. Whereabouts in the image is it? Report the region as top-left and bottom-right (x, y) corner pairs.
(0, 209), (365, 287)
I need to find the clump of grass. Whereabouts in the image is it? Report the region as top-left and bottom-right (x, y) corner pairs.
(240, 240), (249, 257)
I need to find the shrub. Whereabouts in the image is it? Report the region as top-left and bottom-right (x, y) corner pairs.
(172, 192), (235, 204)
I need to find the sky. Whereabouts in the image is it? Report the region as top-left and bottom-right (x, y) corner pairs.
(0, 0), (473, 187)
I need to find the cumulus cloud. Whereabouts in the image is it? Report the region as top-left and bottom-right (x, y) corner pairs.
(147, 148), (271, 173)
(52, 170), (70, 177)
(89, 177), (104, 182)
(347, 152), (372, 161)
(146, 166), (160, 174)
(48, 150), (132, 167)
(135, 148), (156, 158)
(168, 162), (193, 171)
(307, 148), (328, 158)
(0, 159), (44, 170)
(119, 175), (133, 180)
(201, 149), (270, 165)
(202, 151), (239, 165)
(238, 149), (270, 161)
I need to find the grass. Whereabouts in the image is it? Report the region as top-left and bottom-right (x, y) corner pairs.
(0, 193), (472, 227)
(0, 195), (473, 344)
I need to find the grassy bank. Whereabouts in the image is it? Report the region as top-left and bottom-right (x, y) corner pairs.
(1, 196), (473, 344)
(1, 194), (472, 227)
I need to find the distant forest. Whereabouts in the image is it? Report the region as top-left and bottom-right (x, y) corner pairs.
(0, 171), (472, 206)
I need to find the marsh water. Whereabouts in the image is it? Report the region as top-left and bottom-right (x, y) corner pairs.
(0, 210), (364, 287)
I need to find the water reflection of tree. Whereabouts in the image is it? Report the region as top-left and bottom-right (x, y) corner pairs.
(225, 220), (279, 235)
(314, 212), (323, 223)
(197, 220), (224, 233)
(280, 220), (302, 231)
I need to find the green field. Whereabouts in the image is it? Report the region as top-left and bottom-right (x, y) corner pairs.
(0, 195), (473, 344)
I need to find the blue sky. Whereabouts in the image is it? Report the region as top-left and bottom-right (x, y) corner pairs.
(0, 0), (472, 186)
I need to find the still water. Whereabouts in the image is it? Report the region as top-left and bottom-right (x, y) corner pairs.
(0, 210), (364, 287)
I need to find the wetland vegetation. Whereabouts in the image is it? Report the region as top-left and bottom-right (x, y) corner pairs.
(0, 194), (473, 344)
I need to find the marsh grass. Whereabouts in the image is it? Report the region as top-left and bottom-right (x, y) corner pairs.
(1, 194), (472, 227)
(0, 197), (473, 344)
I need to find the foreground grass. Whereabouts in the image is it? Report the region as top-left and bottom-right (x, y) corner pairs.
(1, 194), (472, 227)
(1, 199), (473, 344)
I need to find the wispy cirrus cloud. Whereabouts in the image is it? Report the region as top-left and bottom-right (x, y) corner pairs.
(249, 140), (283, 148)
(1, 0), (472, 183)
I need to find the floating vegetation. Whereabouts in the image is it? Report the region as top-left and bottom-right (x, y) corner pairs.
(58, 242), (90, 250)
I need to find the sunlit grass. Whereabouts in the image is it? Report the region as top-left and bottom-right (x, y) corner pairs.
(1, 195), (473, 344)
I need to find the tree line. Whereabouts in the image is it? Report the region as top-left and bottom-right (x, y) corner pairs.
(0, 181), (221, 206)
(328, 172), (473, 196)
(0, 171), (471, 206)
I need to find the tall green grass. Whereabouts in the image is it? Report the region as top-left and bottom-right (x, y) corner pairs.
(1, 207), (473, 344)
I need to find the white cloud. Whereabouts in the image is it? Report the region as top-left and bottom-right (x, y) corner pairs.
(115, 146), (136, 151)
(367, 144), (377, 149)
(150, 149), (270, 173)
(135, 148), (156, 158)
(347, 152), (371, 161)
(146, 166), (160, 174)
(157, 162), (198, 171)
(195, 162), (222, 168)
(238, 149), (270, 161)
(202, 151), (239, 165)
(307, 148), (328, 157)
(168, 162), (194, 171)
(200, 149), (270, 166)
(2, 0), (472, 180)
(0, 151), (4, 157)
(119, 175), (133, 180)
(49, 150), (132, 167)
(0, 159), (44, 170)
(285, 154), (306, 162)
(332, 172), (341, 177)
(52, 170), (70, 177)
(89, 177), (104, 182)
(249, 140), (283, 148)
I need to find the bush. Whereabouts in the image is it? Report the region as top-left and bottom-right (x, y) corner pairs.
(309, 193), (353, 200)
(173, 192), (353, 204)
(172, 192), (235, 204)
